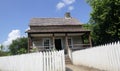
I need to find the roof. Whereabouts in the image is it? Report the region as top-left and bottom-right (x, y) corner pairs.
(27, 17), (91, 33)
(29, 18), (82, 26)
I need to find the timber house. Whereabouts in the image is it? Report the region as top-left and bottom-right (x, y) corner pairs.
(26, 12), (92, 53)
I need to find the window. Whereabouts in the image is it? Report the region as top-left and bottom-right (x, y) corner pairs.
(43, 38), (50, 49)
(68, 38), (73, 48)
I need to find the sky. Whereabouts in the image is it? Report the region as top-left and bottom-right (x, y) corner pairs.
(0, 0), (91, 49)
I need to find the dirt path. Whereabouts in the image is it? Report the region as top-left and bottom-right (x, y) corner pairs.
(66, 64), (104, 71)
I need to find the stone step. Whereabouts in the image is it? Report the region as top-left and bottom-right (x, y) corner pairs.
(65, 55), (72, 64)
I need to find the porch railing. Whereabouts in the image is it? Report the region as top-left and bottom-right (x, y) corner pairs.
(30, 43), (90, 52)
(71, 44), (90, 51)
(30, 45), (54, 52)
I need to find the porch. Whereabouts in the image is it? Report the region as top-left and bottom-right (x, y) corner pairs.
(28, 32), (92, 53)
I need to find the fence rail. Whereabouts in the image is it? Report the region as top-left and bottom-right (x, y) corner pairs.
(72, 42), (120, 71)
(0, 50), (65, 71)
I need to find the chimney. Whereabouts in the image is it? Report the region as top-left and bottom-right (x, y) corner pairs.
(65, 12), (72, 19)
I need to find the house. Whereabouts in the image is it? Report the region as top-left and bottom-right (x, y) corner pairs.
(26, 12), (92, 53)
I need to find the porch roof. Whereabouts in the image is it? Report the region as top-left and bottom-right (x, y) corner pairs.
(27, 28), (90, 34)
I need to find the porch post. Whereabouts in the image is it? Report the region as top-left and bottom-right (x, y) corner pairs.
(88, 32), (92, 47)
(52, 33), (55, 50)
(28, 34), (32, 53)
(65, 33), (69, 54)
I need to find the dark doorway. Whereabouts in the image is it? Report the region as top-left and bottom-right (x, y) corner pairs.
(55, 39), (62, 50)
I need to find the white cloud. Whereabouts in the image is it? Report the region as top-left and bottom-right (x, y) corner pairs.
(56, 0), (76, 10)
(63, 0), (75, 5)
(2, 29), (21, 51)
(26, 27), (30, 31)
(56, 2), (65, 10)
(68, 6), (74, 11)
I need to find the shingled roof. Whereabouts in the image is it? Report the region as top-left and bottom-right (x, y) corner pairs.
(27, 12), (91, 33)
(29, 18), (82, 26)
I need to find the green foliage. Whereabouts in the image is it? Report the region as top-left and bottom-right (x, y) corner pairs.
(82, 23), (93, 30)
(0, 51), (10, 56)
(86, 0), (120, 45)
(82, 24), (92, 44)
(0, 45), (10, 56)
(9, 37), (28, 55)
(82, 24), (95, 44)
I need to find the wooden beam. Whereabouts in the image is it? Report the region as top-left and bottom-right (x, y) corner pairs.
(52, 33), (55, 50)
(28, 34), (32, 53)
(88, 33), (92, 47)
(28, 35), (30, 53)
(65, 33), (69, 54)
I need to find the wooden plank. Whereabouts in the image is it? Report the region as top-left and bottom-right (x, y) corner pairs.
(52, 34), (55, 50)
(65, 33), (69, 54)
(28, 35), (32, 53)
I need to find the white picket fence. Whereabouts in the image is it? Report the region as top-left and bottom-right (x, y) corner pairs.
(72, 42), (120, 71)
(0, 50), (65, 71)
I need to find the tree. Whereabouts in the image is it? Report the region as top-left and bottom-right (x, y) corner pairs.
(0, 45), (9, 56)
(86, 0), (120, 45)
(0, 45), (3, 51)
(9, 37), (28, 55)
(82, 24), (94, 44)
(82, 23), (93, 30)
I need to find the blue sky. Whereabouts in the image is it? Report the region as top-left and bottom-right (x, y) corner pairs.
(0, 0), (91, 47)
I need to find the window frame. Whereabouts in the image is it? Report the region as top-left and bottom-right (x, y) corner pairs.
(68, 37), (73, 48)
(43, 38), (51, 50)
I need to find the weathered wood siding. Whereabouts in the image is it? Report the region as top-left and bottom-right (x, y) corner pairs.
(33, 38), (43, 47)
(72, 36), (83, 49)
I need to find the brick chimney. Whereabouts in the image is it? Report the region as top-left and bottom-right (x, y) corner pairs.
(65, 12), (71, 19)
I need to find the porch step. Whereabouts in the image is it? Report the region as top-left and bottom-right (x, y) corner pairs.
(65, 55), (72, 64)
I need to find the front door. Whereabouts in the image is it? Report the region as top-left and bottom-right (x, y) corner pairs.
(55, 39), (62, 50)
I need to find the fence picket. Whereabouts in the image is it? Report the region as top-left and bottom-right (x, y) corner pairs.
(72, 41), (120, 71)
(0, 50), (65, 71)
(52, 51), (55, 71)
